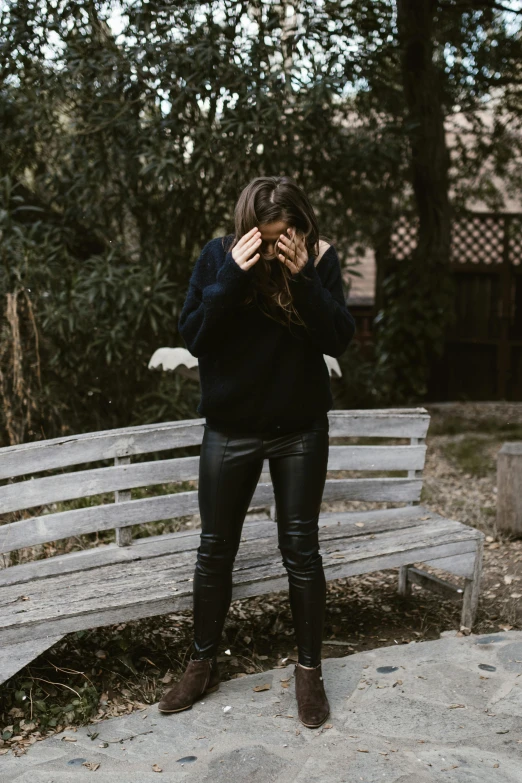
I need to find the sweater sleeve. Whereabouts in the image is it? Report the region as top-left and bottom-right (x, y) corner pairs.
(177, 239), (255, 357)
(289, 245), (356, 357)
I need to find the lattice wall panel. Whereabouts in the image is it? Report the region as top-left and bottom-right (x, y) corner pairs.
(389, 214), (517, 265)
(389, 215), (418, 260)
(510, 217), (522, 266)
(451, 215), (504, 264)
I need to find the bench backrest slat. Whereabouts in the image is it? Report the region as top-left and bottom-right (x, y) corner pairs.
(0, 445), (427, 515)
(0, 409), (430, 559)
(0, 409), (429, 480)
(0, 478), (423, 555)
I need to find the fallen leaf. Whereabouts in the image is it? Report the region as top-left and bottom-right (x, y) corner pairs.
(355, 522), (365, 528)
(61, 737), (77, 742)
(82, 762), (100, 771)
(499, 624), (513, 631)
(253, 684), (271, 692)
(357, 748), (369, 753)
(152, 763), (163, 772)
(448, 704), (466, 709)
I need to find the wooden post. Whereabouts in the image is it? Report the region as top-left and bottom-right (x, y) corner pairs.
(115, 456), (133, 546)
(406, 436), (424, 507)
(400, 435), (425, 594)
(497, 443), (522, 536)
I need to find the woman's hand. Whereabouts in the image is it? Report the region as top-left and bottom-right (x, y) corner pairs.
(231, 227), (262, 269)
(277, 228), (308, 275)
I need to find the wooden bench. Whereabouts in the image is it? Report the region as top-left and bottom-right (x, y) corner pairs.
(0, 408), (484, 685)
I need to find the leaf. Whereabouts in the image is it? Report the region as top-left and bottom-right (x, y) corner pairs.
(253, 684), (271, 692)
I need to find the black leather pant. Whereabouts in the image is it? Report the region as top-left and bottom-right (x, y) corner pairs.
(192, 414), (330, 668)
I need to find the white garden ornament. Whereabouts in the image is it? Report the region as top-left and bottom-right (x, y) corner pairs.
(148, 347), (342, 380)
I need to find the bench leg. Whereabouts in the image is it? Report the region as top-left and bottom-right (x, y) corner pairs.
(398, 565), (413, 596)
(460, 539), (484, 631)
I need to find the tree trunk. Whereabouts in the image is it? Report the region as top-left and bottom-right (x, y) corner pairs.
(396, 0), (451, 268)
(367, 0), (457, 403)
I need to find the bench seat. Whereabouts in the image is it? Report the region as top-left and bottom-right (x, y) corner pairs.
(0, 409), (485, 685)
(0, 505), (482, 653)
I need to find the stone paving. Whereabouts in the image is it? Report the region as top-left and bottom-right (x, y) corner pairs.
(1, 630), (522, 782)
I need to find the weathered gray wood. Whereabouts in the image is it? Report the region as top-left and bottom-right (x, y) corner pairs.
(405, 437), (425, 508)
(422, 552), (477, 579)
(399, 436), (426, 593)
(0, 634), (65, 686)
(0, 445), (427, 515)
(404, 566), (464, 600)
(496, 442), (522, 535)
(0, 506), (442, 587)
(0, 446), (426, 514)
(460, 536), (484, 629)
(0, 409), (429, 480)
(398, 564), (413, 596)
(0, 515), (482, 645)
(0, 420), (205, 480)
(328, 409), (430, 438)
(0, 478), (423, 555)
(0, 456), (199, 514)
(0, 405), (486, 682)
(114, 456), (132, 547)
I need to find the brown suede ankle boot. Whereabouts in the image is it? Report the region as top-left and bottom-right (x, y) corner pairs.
(158, 654), (220, 713)
(294, 661), (330, 728)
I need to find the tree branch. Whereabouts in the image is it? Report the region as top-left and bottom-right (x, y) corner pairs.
(437, 0), (522, 15)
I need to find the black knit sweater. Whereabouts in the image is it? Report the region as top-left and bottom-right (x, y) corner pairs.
(177, 234), (356, 434)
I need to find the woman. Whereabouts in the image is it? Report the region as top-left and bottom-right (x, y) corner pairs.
(158, 176), (356, 728)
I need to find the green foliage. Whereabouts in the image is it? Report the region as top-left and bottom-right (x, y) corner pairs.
(0, 0), (408, 443)
(0, 1), (520, 444)
(373, 254), (459, 403)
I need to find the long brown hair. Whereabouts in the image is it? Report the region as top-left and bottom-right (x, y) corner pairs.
(222, 176), (331, 331)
